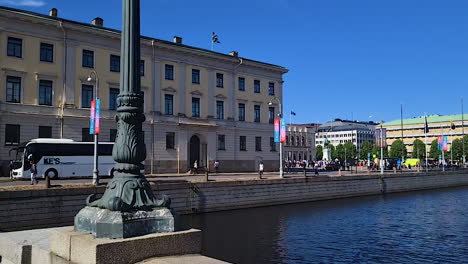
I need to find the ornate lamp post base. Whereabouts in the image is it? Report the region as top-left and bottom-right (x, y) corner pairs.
(75, 206), (174, 239)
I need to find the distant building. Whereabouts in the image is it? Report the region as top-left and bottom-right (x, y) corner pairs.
(315, 119), (376, 153)
(284, 124), (320, 162)
(381, 114), (466, 155)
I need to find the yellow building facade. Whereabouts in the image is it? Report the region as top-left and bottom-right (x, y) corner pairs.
(0, 6), (288, 174)
(381, 114), (466, 156)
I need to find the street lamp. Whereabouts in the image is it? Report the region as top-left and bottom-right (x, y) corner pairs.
(268, 97), (283, 178)
(87, 71), (99, 186)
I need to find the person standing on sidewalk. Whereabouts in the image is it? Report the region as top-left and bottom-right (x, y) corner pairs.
(30, 160), (38, 185)
(9, 160), (14, 179)
(214, 160), (219, 174)
(193, 160), (198, 174)
(258, 161), (264, 179)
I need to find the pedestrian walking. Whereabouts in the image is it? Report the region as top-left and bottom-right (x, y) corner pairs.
(258, 161), (264, 179)
(193, 160), (198, 174)
(214, 160), (219, 174)
(9, 160), (14, 179)
(30, 160), (38, 185)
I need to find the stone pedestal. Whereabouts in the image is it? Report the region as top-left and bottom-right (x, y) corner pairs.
(323, 147), (332, 161)
(74, 206), (174, 239)
(51, 228), (201, 264)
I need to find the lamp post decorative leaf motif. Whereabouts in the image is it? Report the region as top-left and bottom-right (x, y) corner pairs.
(87, 0), (169, 212)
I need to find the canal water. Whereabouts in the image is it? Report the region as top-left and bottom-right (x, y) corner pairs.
(180, 187), (468, 264)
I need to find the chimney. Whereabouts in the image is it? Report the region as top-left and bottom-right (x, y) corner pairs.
(92, 17), (104, 27)
(229, 51), (239, 57)
(49, 8), (58, 17)
(173, 36), (182, 44)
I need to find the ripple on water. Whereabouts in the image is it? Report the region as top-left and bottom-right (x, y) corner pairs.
(181, 187), (468, 264)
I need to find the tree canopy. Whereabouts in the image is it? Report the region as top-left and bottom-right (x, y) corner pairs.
(429, 139), (441, 159)
(316, 145), (323, 160)
(359, 141), (373, 160)
(389, 140), (407, 158)
(412, 139), (426, 159)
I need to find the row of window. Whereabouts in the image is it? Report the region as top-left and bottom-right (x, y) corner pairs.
(5, 124), (277, 153)
(7, 37), (275, 95)
(7, 37), (146, 76)
(7, 37), (54, 62)
(285, 135), (308, 147)
(4, 124), (120, 145)
(6, 76), (53, 105)
(5, 76), (276, 122)
(165, 132), (277, 152)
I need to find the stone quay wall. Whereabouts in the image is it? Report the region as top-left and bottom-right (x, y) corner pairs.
(1, 171), (468, 232)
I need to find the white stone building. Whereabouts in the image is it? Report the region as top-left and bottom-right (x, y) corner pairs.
(315, 119), (376, 156)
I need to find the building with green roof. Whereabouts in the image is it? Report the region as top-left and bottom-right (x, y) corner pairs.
(380, 114), (466, 158)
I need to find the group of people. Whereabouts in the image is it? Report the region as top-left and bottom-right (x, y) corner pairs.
(190, 160), (220, 174)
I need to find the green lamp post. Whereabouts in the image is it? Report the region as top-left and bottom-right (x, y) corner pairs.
(75, 0), (173, 239)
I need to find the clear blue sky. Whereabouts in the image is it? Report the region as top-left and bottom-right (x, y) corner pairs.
(3, 0), (468, 124)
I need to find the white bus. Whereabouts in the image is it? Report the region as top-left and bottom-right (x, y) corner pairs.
(10, 138), (115, 179)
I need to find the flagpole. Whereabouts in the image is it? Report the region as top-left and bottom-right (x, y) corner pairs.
(425, 114), (428, 173)
(442, 132), (445, 172)
(450, 127), (453, 170)
(462, 97), (465, 165)
(400, 104), (404, 161)
(290, 111), (292, 126)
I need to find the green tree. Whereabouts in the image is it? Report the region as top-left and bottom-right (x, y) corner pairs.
(429, 139), (441, 159)
(344, 142), (357, 160)
(329, 144), (336, 160)
(412, 139), (426, 159)
(316, 145), (323, 160)
(359, 141), (373, 160)
(389, 140), (407, 158)
(451, 138), (462, 161)
(462, 135), (468, 160)
(372, 145), (388, 158)
(334, 144), (344, 160)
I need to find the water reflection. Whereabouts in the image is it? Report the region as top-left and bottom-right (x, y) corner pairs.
(180, 187), (468, 264)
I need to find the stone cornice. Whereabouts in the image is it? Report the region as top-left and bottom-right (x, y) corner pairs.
(190, 90), (203, 96)
(162, 87), (177, 93)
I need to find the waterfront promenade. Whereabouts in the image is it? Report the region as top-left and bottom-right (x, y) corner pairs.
(2, 169), (468, 233)
(0, 168), (454, 188)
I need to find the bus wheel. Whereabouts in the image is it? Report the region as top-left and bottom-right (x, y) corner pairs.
(45, 169), (58, 179)
(110, 168), (115, 178)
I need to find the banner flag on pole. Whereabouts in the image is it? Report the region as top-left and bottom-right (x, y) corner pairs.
(438, 135), (443, 151)
(424, 116), (430, 133)
(90, 100), (96, 135)
(95, 99), (101, 135)
(274, 118), (280, 143)
(280, 118), (286, 143)
(443, 135), (448, 151)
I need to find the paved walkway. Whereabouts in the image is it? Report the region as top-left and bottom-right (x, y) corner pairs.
(0, 168), (458, 189)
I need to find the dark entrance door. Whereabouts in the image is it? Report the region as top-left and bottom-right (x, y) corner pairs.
(189, 135), (200, 169)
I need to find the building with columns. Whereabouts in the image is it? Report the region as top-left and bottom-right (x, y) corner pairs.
(284, 124), (320, 162)
(0, 6), (287, 174)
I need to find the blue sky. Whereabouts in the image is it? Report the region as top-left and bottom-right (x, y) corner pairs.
(3, 0), (468, 124)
